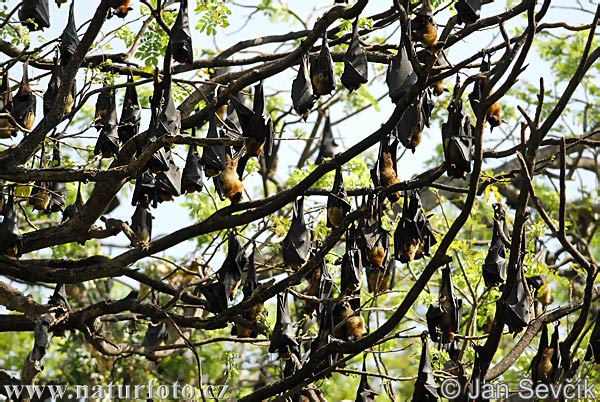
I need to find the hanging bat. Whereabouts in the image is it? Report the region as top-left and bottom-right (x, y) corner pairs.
(504, 248), (532, 334)
(130, 205), (153, 243)
(0, 70), (15, 139)
(281, 197), (311, 269)
(142, 321), (168, 347)
(44, 59), (76, 119)
(341, 18), (368, 91)
(367, 258), (397, 295)
(482, 203), (509, 288)
(315, 116), (338, 164)
(396, 93), (426, 152)
(303, 257), (322, 316)
(62, 182), (84, 223)
(526, 275), (552, 317)
(411, 333), (439, 401)
(431, 51), (449, 96)
(333, 300), (365, 341)
(181, 129), (204, 194)
(148, 70), (181, 139)
(170, 0), (193, 64)
(426, 265), (463, 343)
(131, 171), (158, 208)
(144, 145), (173, 173)
(109, 0), (133, 18)
(326, 166), (351, 228)
(200, 282), (228, 313)
(309, 270), (335, 360)
(442, 80), (474, 179)
(227, 92), (253, 135)
(341, 226), (363, 293)
(531, 324), (561, 384)
(387, 23), (417, 103)
(59, 1), (79, 66)
(486, 99), (503, 131)
(156, 159), (182, 202)
(118, 74), (141, 144)
(232, 247), (265, 338)
(200, 116), (227, 177)
(94, 88), (110, 130)
(355, 359), (377, 402)
(394, 190), (437, 263)
(249, 82), (274, 157)
(219, 153), (244, 204)
(19, 0), (50, 31)
(29, 149), (52, 212)
(0, 186), (23, 258)
(311, 31), (336, 96)
(586, 310), (600, 363)
(411, 0), (439, 51)
(291, 53), (316, 120)
(47, 145), (67, 213)
(468, 53), (491, 117)
(94, 89), (120, 159)
(373, 135), (401, 202)
(456, 0), (481, 25)
(217, 231), (246, 301)
(12, 62), (36, 131)
(268, 292), (300, 359)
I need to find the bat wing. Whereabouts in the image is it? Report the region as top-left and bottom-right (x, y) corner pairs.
(411, 336), (439, 401)
(59, 1), (79, 64)
(156, 159), (182, 201)
(482, 238), (507, 288)
(130, 205), (153, 241)
(62, 182), (84, 223)
(269, 292), (299, 355)
(242, 247), (258, 299)
(47, 146), (66, 212)
(44, 60), (61, 117)
(291, 54), (316, 119)
(341, 18), (368, 91)
(12, 64), (36, 128)
(228, 93), (254, 134)
(341, 248), (362, 292)
(355, 363), (378, 402)
(504, 263), (532, 333)
(132, 171), (157, 207)
(118, 75), (142, 143)
(456, 0), (481, 25)
(0, 187), (23, 256)
(387, 29), (417, 103)
(181, 145), (204, 193)
(0, 70), (12, 114)
(200, 282), (228, 313)
(282, 197), (311, 266)
(94, 90), (120, 158)
(310, 32), (336, 96)
(421, 88), (435, 128)
(170, 0), (193, 64)
(200, 117), (227, 174)
(315, 116), (338, 164)
(586, 312), (600, 363)
(19, 0), (50, 31)
(142, 321), (168, 347)
(425, 304), (444, 342)
(154, 75), (181, 138)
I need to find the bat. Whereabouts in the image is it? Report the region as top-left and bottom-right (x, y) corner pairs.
(303, 256), (323, 316)
(200, 116), (227, 177)
(333, 300), (365, 341)
(291, 53), (316, 120)
(55, 0), (68, 7)
(219, 154), (244, 204)
(131, 171), (158, 208)
(442, 80), (474, 179)
(468, 53), (491, 116)
(426, 265), (463, 343)
(394, 190), (437, 264)
(170, 0), (193, 64)
(94, 89), (120, 159)
(387, 22), (417, 103)
(309, 267), (334, 361)
(341, 225), (363, 293)
(504, 244), (532, 334)
(142, 321), (168, 347)
(586, 311), (600, 363)
(341, 18), (368, 91)
(326, 166), (351, 228)
(482, 203), (509, 288)
(249, 82), (274, 157)
(118, 74), (141, 144)
(130, 205), (153, 243)
(531, 324), (561, 384)
(12, 62), (36, 131)
(44, 59), (76, 119)
(0, 186), (23, 258)
(227, 92), (253, 135)
(59, 1), (79, 66)
(373, 135), (401, 202)
(147, 70), (181, 139)
(432, 51), (448, 96)
(29, 149), (52, 212)
(110, 0), (133, 18)
(155, 159), (182, 202)
(411, 0), (438, 51)
(411, 334), (439, 401)
(311, 31), (336, 96)
(200, 282), (228, 313)
(367, 258), (397, 295)
(62, 181), (84, 223)
(217, 232), (246, 301)
(355, 359), (377, 402)
(281, 197), (311, 268)
(0, 70), (15, 139)
(526, 275), (552, 317)
(315, 116), (338, 164)
(19, 0), (50, 31)
(94, 88), (110, 130)
(268, 292), (300, 359)
(144, 144), (173, 173)
(47, 145), (67, 213)
(486, 99), (502, 131)
(396, 92), (426, 153)
(181, 129), (204, 194)
(456, 0), (481, 25)
(232, 247), (265, 338)
(356, 196), (390, 269)
(260, 137), (280, 179)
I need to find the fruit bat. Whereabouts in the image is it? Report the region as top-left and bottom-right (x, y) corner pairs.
(94, 89), (120, 158)
(394, 190), (437, 263)
(411, 0), (438, 51)
(585, 310), (600, 363)
(269, 292), (300, 359)
(250, 82), (274, 157)
(311, 31), (336, 96)
(527, 275), (552, 317)
(0, 181), (4, 213)
(200, 282), (228, 313)
(232, 248), (265, 338)
(426, 265), (463, 343)
(219, 153), (244, 204)
(29, 149), (53, 212)
(372, 135), (401, 202)
(397, 92), (427, 153)
(468, 53), (491, 117)
(181, 132), (204, 194)
(367, 258), (397, 295)
(387, 24), (417, 103)
(94, 88), (110, 130)
(130, 205), (152, 243)
(0, 186), (23, 258)
(62, 182), (83, 223)
(170, 0), (193, 64)
(411, 334), (439, 401)
(131, 171), (158, 208)
(148, 71), (181, 139)
(341, 225), (363, 293)
(310, 267), (335, 358)
(482, 203), (509, 288)
(156, 159), (182, 202)
(0, 70), (15, 139)
(217, 231), (246, 301)
(442, 82), (474, 179)
(456, 0), (481, 25)
(227, 92), (253, 135)
(55, 0), (68, 8)
(531, 324), (561, 384)
(303, 256), (327, 316)
(315, 116), (338, 164)
(145, 144), (173, 173)
(118, 75), (141, 144)
(110, 0), (133, 18)
(48, 283), (70, 312)
(44, 59), (76, 119)
(432, 52), (448, 96)
(47, 145), (67, 213)
(326, 166), (351, 228)
(60, 1), (79, 66)
(260, 137), (280, 179)
(486, 100), (502, 131)
(355, 360), (377, 402)
(12, 62), (36, 131)
(504, 252), (532, 334)
(19, 0), (50, 31)
(341, 18), (368, 91)
(291, 53), (316, 120)
(201, 116), (227, 177)
(333, 300), (365, 341)
(281, 197), (311, 269)
(142, 321), (168, 347)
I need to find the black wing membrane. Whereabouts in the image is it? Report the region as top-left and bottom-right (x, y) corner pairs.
(94, 89), (120, 158)
(282, 197), (311, 268)
(387, 22), (417, 103)
(0, 186), (23, 258)
(315, 116), (338, 164)
(19, 0), (50, 31)
(181, 129), (204, 194)
(47, 145), (67, 213)
(411, 334), (439, 401)
(118, 75), (142, 144)
(456, 0), (482, 25)
(131, 171), (158, 208)
(200, 116), (227, 177)
(442, 81), (473, 179)
(12, 62), (36, 131)
(170, 0), (193, 64)
(355, 359), (378, 402)
(504, 256), (532, 334)
(311, 31), (336, 96)
(269, 292), (299, 358)
(426, 265), (462, 343)
(130, 205), (153, 243)
(341, 225), (363, 293)
(482, 203), (508, 288)
(148, 72), (181, 140)
(217, 231), (246, 301)
(156, 159), (182, 202)
(341, 18), (368, 91)
(59, 1), (79, 65)
(586, 311), (600, 363)
(326, 166), (351, 228)
(62, 182), (84, 223)
(291, 53), (316, 120)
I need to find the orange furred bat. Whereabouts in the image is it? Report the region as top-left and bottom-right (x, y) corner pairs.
(486, 101), (502, 130)
(220, 154), (244, 204)
(333, 302), (365, 341)
(111, 0), (133, 18)
(380, 151), (401, 202)
(366, 244), (386, 268)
